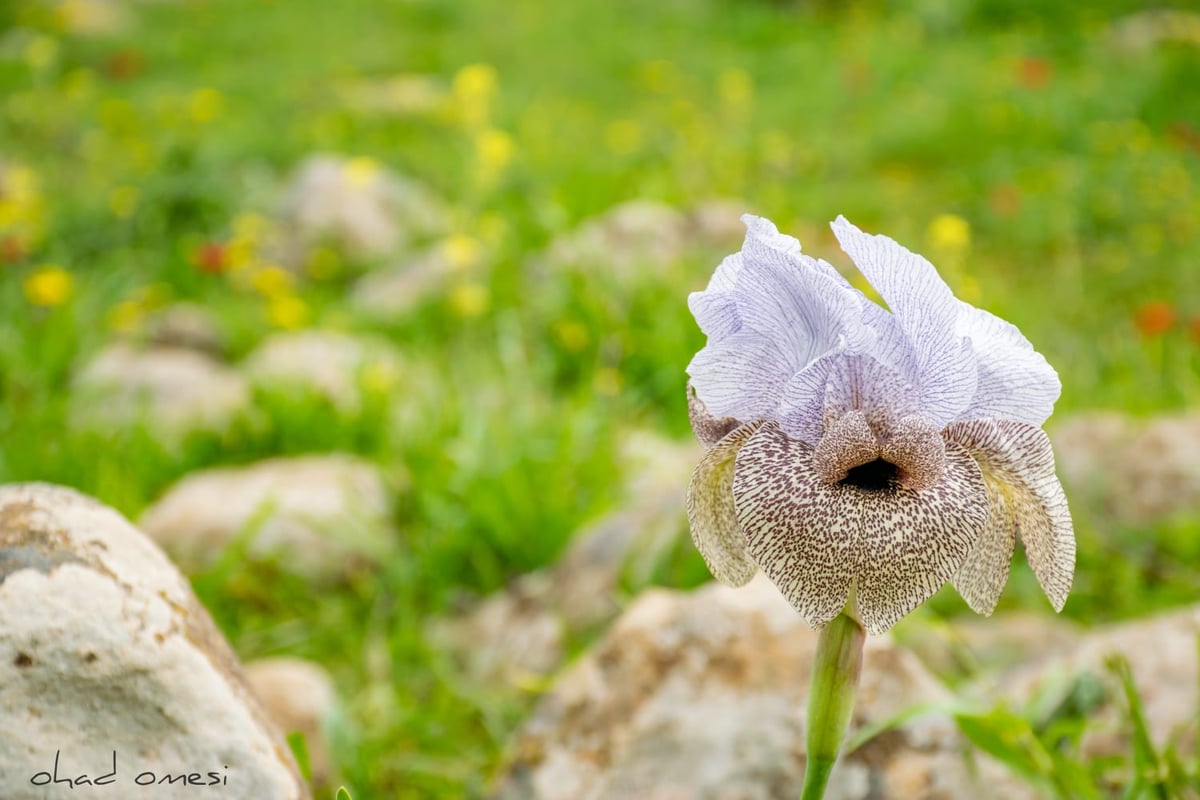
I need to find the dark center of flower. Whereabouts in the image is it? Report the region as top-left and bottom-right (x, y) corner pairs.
(839, 458), (900, 492)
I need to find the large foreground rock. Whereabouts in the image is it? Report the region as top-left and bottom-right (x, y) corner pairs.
(492, 576), (1033, 800)
(0, 483), (308, 799)
(139, 454), (395, 580)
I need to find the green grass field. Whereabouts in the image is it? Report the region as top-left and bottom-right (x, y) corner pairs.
(4, 0), (1200, 796)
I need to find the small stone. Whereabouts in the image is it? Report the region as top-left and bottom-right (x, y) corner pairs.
(242, 330), (404, 412)
(139, 455), (395, 580)
(280, 155), (444, 259)
(245, 658), (337, 789)
(348, 247), (458, 319)
(71, 343), (252, 439)
(0, 483), (309, 800)
(539, 200), (690, 281)
(687, 199), (751, 249)
(136, 302), (225, 356)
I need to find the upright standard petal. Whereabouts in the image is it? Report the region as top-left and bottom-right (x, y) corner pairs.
(687, 420), (763, 587)
(732, 422), (858, 628)
(852, 442), (988, 634)
(831, 216), (977, 426)
(687, 216), (871, 424)
(944, 419), (1075, 612)
(955, 301), (1061, 427)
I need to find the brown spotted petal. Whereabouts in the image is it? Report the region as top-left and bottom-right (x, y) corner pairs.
(944, 419), (1075, 613)
(853, 441), (987, 633)
(733, 421), (988, 635)
(687, 381), (742, 448)
(686, 420), (763, 586)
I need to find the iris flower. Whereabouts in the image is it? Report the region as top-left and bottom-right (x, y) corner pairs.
(686, 215), (1074, 635)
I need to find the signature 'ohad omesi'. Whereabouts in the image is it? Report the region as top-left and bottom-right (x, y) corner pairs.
(686, 215), (1074, 635)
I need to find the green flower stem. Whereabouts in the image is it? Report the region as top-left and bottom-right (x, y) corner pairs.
(800, 613), (866, 800)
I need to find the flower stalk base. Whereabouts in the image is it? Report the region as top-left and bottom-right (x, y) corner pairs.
(800, 613), (865, 800)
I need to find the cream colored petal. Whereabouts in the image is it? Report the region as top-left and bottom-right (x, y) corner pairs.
(686, 420), (762, 586)
(950, 478), (1015, 615)
(732, 421), (859, 628)
(687, 381), (742, 448)
(852, 442), (988, 634)
(944, 418), (1075, 612)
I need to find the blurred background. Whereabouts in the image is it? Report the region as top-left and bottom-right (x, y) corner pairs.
(2, 0), (1200, 796)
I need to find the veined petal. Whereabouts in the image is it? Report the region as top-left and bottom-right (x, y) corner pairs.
(687, 216), (872, 423)
(831, 216), (977, 426)
(686, 421), (763, 586)
(955, 301), (1061, 426)
(853, 442), (988, 634)
(688, 252), (744, 341)
(776, 353), (920, 445)
(950, 479), (1015, 615)
(732, 422), (858, 628)
(944, 419), (1075, 611)
(687, 381), (742, 448)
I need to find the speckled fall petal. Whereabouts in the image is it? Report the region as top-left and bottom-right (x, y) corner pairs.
(686, 420), (763, 586)
(945, 418), (1075, 612)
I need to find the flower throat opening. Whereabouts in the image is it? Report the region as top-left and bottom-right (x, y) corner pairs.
(839, 458), (900, 492)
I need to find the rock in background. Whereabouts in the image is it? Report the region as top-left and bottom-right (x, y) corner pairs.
(0, 483), (309, 800)
(245, 657), (339, 790)
(138, 454), (396, 581)
(491, 576), (1033, 800)
(71, 342), (253, 441)
(1051, 411), (1200, 527)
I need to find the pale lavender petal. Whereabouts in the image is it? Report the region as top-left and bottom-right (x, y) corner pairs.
(955, 301), (1061, 426)
(945, 419), (1075, 611)
(688, 216), (872, 423)
(687, 381), (742, 448)
(688, 252), (744, 341)
(777, 353), (920, 445)
(854, 442), (988, 634)
(686, 334), (793, 420)
(687, 421), (763, 586)
(732, 421), (858, 628)
(831, 216), (977, 426)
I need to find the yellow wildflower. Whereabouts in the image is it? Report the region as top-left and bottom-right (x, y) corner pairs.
(604, 120), (643, 156)
(24, 265), (73, 307)
(266, 294), (309, 329)
(717, 68), (754, 107)
(108, 185), (140, 219)
(441, 234), (482, 270)
(450, 282), (490, 317)
(107, 299), (144, 333)
(250, 264), (295, 298)
(926, 214), (971, 255)
(593, 367), (622, 397)
(342, 156), (381, 187)
(554, 321), (590, 352)
(474, 128), (515, 182)
(453, 63), (498, 128)
(188, 88), (224, 124)
(24, 36), (58, 72)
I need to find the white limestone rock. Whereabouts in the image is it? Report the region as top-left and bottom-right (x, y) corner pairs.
(138, 454), (395, 580)
(0, 483), (309, 800)
(242, 330), (404, 413)
(71, 343), (252, 439)
(281, 154), (444, 259)
(492, 577), (1034, 800)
